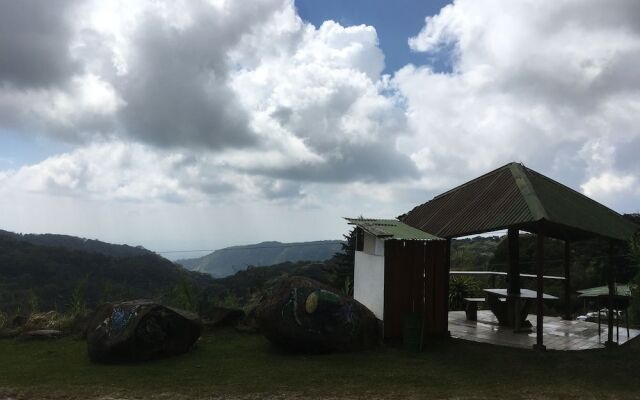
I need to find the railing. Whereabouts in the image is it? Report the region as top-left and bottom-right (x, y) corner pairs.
(449, 270), (565, 280)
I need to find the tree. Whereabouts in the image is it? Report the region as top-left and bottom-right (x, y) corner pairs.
(334, 227), (356, 271)
(332, 227), (357, 297)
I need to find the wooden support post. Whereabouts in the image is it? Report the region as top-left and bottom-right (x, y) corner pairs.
(508, 228), (521, 331)
(445, 238), (452, 337)
(534, 232), (546, 350)
(507, 228), (520, 295)
(597, 297), (601, 339)
(563, 241), (571, 320)
(606, 240), (616, 347)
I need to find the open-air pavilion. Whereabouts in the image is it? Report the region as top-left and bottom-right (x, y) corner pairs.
(399, 162), (640, 350)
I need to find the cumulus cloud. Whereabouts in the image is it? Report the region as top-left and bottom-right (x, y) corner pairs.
(395, 0), (640, 210)
(0, 141), (267, 203)
(2, 0), (640, 246)
(229, 17), (416, 182)
(582, 172), (637, 201)
(0, 0), (417, 194)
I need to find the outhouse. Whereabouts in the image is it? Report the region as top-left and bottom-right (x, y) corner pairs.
(345, 218), (448, 340)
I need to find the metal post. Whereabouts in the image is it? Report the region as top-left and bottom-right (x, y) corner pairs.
(563, 241), (571, 320)
(606, 240), (616, 347)
(507, 228), (520, 295)
(534, 232), (545, 350)
(445, 238), (452, 337)
(597, 297), (601, 339)
(508, 228), (521, 331)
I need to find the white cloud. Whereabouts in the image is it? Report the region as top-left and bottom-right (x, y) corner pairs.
(227, 14), (413, 182)
(2, 0), (640, 250)
(581, 172), (637, 204)
(395, 0), (640, 211)
(1, 0), (416, 185)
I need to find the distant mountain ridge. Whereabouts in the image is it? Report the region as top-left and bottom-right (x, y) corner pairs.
(177, 240), (343, 278)
(0, 229), (153, 259)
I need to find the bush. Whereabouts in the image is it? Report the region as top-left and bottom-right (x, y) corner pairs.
(449, 276), (480, 311)
(168, 276), (199, 312)
(69, 278), (88, 317)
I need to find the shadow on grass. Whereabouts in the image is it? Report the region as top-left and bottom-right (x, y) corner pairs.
(1, 328), (639, 399)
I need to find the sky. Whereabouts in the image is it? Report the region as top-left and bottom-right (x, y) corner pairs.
(1, 0), (639, 257)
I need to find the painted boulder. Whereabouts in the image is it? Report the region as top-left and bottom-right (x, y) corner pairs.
(87, 299), (202, 363)
(256, 276), (379, 352)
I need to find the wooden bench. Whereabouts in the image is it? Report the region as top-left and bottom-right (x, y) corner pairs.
(463, 297), (485, 321)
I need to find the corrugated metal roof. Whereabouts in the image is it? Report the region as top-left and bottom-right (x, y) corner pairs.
(577, 284), (631, 297)
(345, 218), (443, 241)
(400, 162), (639, 241)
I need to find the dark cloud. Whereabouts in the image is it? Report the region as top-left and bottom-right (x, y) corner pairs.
(113, 0), (287, 150)
(261, 180), (304, 200)
(0, 0), (80, 88)
(547, 0), (640, 35)
(246, 141), (419, 183)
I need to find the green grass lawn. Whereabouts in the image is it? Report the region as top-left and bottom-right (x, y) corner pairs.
(1, 329), (639, 399)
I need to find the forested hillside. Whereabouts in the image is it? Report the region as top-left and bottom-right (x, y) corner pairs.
(177, 240), (343, 277)
(0, 229), (152, 258)
(0, 234), (213, 314)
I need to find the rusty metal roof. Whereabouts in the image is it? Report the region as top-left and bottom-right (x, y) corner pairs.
(399, 162), (639, 242)
(345, 218), (443, 241)
(577, 284), (631, 297)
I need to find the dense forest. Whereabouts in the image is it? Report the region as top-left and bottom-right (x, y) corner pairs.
(0, 234), (214, 314)
(1, 217), (638, 323)
(0, 229), (153, 258)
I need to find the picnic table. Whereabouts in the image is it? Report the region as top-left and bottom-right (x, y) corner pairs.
(483, 288), (558, 329)
(578, 285), (631, 343)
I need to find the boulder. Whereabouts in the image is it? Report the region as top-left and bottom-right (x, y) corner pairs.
(24, 311), (66, 331)
(256, 276), (379, 353)
(86, 299), (202, 363)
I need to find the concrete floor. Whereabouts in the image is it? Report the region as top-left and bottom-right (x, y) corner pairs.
(448, 310), (640, 350)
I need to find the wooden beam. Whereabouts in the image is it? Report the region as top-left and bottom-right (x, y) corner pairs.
(507, 228), (520, 295)
(534, 232), (546, 350)
(606, 240), (616, 346)
(445, 238), (452, 337)
(563, 241), (571, 320)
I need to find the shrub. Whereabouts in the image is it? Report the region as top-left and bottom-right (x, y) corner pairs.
(69, 277), (88, 317)
(169, 276), (198, 312)
(449, 276), (480, 311)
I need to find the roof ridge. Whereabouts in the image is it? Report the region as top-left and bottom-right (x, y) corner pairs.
(524, 166), (638, 226)
(432, 162), (516, 200)
(508, 163), (549, 221)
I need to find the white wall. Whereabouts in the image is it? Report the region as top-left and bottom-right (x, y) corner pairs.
(354, 250), (385, 320)
(362, 231), (385, 256)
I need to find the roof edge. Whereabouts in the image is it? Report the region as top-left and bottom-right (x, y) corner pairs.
(525, 166), (640, 232)
(508, 163), (549, 221)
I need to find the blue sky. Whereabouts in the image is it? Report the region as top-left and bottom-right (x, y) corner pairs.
(296, 0), (453, 73)
(0, 129), (70, 169)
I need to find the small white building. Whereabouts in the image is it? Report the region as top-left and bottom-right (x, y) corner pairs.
(346, 218), (448, 339)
